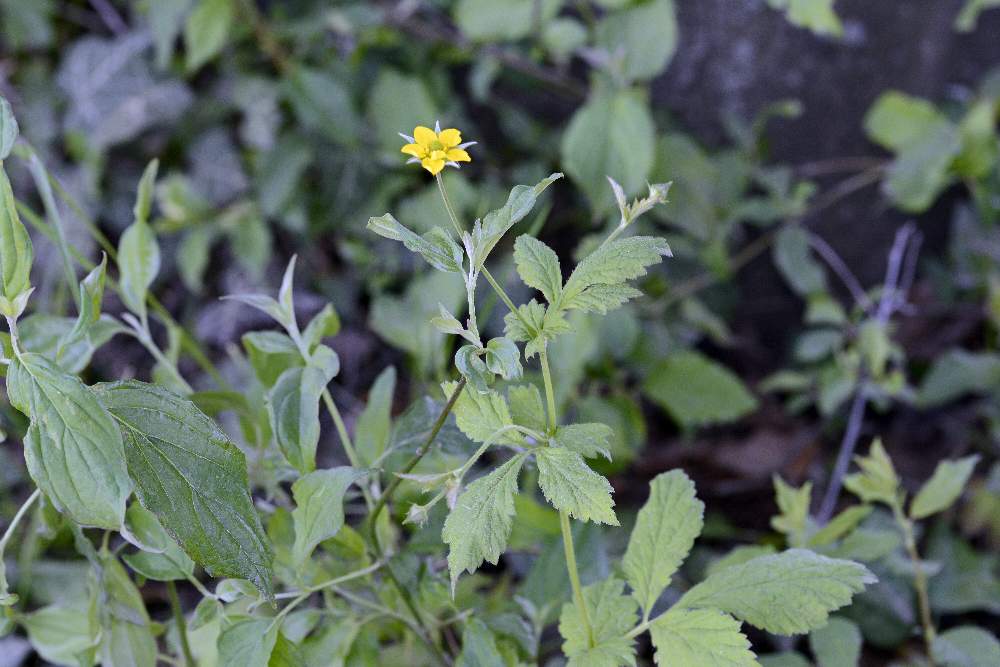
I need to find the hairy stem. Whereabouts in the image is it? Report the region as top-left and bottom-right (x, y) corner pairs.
(166, 581), (195, 667)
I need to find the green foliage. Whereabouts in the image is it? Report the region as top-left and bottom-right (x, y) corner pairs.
(649, 608), (757, 666)
(642, 350), (758, 428)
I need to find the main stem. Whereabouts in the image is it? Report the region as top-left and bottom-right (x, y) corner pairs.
(166, 581), (195, 667)
(539, 349), (594, 647)
(894, 504), (936, 663)
(0, 489), (40, 553)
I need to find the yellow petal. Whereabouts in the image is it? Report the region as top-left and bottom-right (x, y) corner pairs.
(401, 143), (424, 157)
(438, 128), (462, 149)
(421, 157), (445, 175)
(429, 149), (448, 161)
(446, 148), (471, 163)
(413, 126), (436, 146)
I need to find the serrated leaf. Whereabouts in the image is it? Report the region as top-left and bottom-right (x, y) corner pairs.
(535, 446), (618, 525)
(267, 358), (338, 473)
(443, 452), (528, 592)
(514, 235), (562, 304)
(355, 366), (396, 467)
(291, 467), (363, 567)
(442, 380), (520, 445)
(864, 91), (945, 152)
(808, 616), (861, 667)
(560, 236), (669, 313)
(559, 577), (638, 667)
(676, 549), (876, 635)
(218, 617), (278, 667)
(508, 384), (547, 432)
(7, 353), (130, 529)
(623, 469), (704, 615)
(910, 455), (979, 519)
(771, 476), (812, 547)
(504, 299), (572, 358)
(269, 632), (306, 667)
(843, 439), (899, 506)
(642, 351), (758, 429)
(649, 608), (757, 667)
(367, 213), (464, 273)
(553, 423), (613, 460)
(93, 381), (274, 598)
(0, 166), (33, 302)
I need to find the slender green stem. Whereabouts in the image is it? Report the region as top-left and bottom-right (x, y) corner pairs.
(435, 174), (463, 236)
(0, 489), (40, 553)
(166, 581), (195, 667)
(481, 267), (532, 330)
(539, 350), (558, 432)
(130, 327), (194, 394)
(270, 560), (385, 627)
(893, 504), (936, 663)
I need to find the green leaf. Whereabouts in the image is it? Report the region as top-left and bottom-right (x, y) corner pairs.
(767, 0), (842, 37)
(932, 625), (1000, 667)
(267, 357), (339, 473)
(367, 69), (437, 153)
(864, 91), (946, 152)
(269, 632), (306, 667)
(121, 503), (195, 581)
(649, 608), (757, 667)
(133, 159), (158, 225)
(558, 577), (638, 667)
(218, 617), (279, 667)
(355, 366), (396, 467)
(287, 65), (362, 147)
(454, 0), (562, 41)
(302, 303), (341, 351)
(843, 439), (899, 506)
(22, 602), (99, 666)
(623, 469), (704, 615)
(184, 0), (233, 73)
(93, 381), (274, 598)
(807, 505), (872, 547)
(560, 236), (670, 313)
(117, 215), (160, 320)
(149, 0), (193, 68)
(504, 299), (572, 358)
(243, 330), (302, 387)
(535, 446), (618, 525)
(443, 380), (520, 445)
(561, 88), (655, 214)
(884, 121), (961, 212)
(595, 0), (678, 81)
(473, 173), (563, 268)
(773, 226), (826, 296)
(771, 476), (812, 546)
(443, 452), (528, 592)
(57, 254), (107, 359)
(676, 549), (876, 635)
(7, 353), (130, 529)
(98, 555), (157, 667)
(291, 467), (363, 567)
(916, 348), (1000, 407)
(456, 618), (505, 667)
(484, 336), (523, 381)
(642, 351), (758, 429)
(910, 455), (980, 519)
(808, 616), (861, 667)
(553, 423), (613, 460)
(367, 213), (464, 273)
(508, 384), (547, 432)
(514, 235), (562, 304)
(0, 94), (18, 160)
(0, 165), (33, 303)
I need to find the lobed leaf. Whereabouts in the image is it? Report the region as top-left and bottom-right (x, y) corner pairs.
(513, 234), (562, 304)
(535, 446), (618, 525)
(558, 577), (638, 667)
(649, 608), (757, 667)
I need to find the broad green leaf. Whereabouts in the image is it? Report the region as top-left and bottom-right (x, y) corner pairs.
(808, 616), (861, 667)
(98, 555), (157, 667)
(121, 503), (195, 581)
(649, 608), (757, 667)
(117, 216), (160, 320)
(558, 577), (638, 667)
(22, 602), (99, 666)
(93, 381), (274, 598)
(553, 423), (613, 460)
(0, 94), (17, 159)
(884, 121), (961, 212)
(454, 0), (562, 41)
(456, 618), (505, 667)
(269, 632), (306, 667)
(916, 348), (1000, 407)
(773, 226), (826, 296)
(355, 366), (396, 466)
(442, 380), (520, 445)
(243, 330), (302, 387)
(291, 467), (363, 567)
(771, 476), (812, 546)
(843, 439), (899, 506)
(932, 625), (1000, 667)
(559, 236), (670, 313)
(267, 357), (339, 473)
(595, 0), (677, 81)
(455, 344), (494, 393)
(676, 549), (876, 635)
(864, 91), (946, 152)
(443, 452), (528, 592)
(218, 617), (278, 667)
(7, 353), (130, 528)
(642, 351), (758, 429)
(535, 446), (618, 525)
(367, 214), (464, 273)
(473, 173), (563, 268)
(623, 470), (704, 615)
(706, 545), (778, 578)
(508, 384), (547, 432)
(484, 336), (523, 381)
(910, 455), (980, 519)
(561, 88), (654, 214)
(184, 0), (233, 72)
(0, 165), (33, 303)
(514, 235), (562, 304)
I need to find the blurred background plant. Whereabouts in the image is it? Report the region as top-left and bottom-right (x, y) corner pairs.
(1, 0), (1000, 665)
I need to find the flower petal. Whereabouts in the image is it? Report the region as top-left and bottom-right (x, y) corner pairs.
(446, 148), (471, 163)
(439, 128), (462, 149)
(421, 157), (446, 175)
(401, 143), (424, 157)
(413, 126), (436, 146)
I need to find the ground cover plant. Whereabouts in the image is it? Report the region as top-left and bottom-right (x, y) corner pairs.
(1, 1), (999, 665)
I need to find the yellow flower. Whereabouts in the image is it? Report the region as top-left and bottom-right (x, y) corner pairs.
(400, 122), (475, 176)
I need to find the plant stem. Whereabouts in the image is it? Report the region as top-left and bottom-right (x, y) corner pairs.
(0, 489), (40, 553)
(893, 504), (936, 663)
(539, 350), (594, 647)
(436, 174), (464, 237)
(166, 580), (196, 667)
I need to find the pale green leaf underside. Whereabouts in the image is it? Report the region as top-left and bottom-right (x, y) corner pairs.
(559, 577), (638, 667)
(536, 446), (618, 525)
(650, 608), (757, 667)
